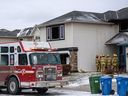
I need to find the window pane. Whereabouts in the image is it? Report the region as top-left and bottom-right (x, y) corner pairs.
(17, 46), (21, 52)
(10, 54), (14, 65)
(46, 27), (51, 40)
(52, 27), (60, 39)
(10, 47), (14, 53)
(0, 55), (8, 66)
(18, 54), (28, 65)
(120, 23), (128, 32)
(1, 47), (8, 53)
(60, 25), (65, 39)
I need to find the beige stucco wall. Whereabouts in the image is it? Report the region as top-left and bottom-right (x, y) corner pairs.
(73, 22), (119, 71)
(0, 37), (18, 43)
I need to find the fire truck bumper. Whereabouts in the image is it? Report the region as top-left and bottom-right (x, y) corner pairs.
(21, 80), (68, 88)
(36, 80), (68, 88)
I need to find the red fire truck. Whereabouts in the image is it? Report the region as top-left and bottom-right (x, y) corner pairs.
(0, 41), (65, 94)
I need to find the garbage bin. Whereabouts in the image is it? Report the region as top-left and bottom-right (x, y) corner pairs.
(116, 76), (128, 96)
(100, 75), (112, 95)
(89, 75), (101, 94)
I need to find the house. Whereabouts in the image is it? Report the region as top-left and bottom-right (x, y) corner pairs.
(27, 11), (118, 72)
(0, 29), (20, 43)
(17, 27), (34, 41)
(105, 7), (128, 72)
(17, 7), (128, 72)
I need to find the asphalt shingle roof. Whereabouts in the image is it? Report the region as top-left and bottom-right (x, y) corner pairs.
(0, 29), (20, 37)
(38, 11), (111, 27)
(38, 7), (128, 27)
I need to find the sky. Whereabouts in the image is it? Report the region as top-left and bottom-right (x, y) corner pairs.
(0, 0), (128, 30)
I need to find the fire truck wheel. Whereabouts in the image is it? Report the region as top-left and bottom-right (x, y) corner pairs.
(7, 77), (21, 95)
(36, 87), (48, 94)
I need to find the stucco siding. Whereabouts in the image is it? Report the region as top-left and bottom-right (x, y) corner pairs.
(37, 27), (46, 41)
(0, 38), (18, 43)
(73, 23), (118, 71)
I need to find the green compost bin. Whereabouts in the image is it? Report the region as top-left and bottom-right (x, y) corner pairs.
(89, 75), (101, 94)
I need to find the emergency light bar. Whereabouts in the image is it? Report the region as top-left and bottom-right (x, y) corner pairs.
(21, 41), (51, 51)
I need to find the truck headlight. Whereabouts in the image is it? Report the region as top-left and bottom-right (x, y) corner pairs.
(36, 71), (44, 78)
(57, 71), (62, 77)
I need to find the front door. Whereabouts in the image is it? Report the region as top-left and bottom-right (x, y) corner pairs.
(125, 47), (128, 72)
(118, 46), (126, 72)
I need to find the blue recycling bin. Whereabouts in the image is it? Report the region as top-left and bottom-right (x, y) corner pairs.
(100, 75), (112, 95)
(116, 76), (128, 96)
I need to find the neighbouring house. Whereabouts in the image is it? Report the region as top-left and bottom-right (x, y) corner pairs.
(17, 27), (34, 41)
(0, 29), (20, 43)
(17, 7), (128, 72)
(105, 7), (128, 72)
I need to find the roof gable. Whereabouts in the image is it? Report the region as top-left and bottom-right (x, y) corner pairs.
(17, 27), (33, 37)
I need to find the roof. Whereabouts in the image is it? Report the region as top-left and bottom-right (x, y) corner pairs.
(17, 27), (33, 37)
(105, 32), (128, 45)
(38, 11), (112, 27)
(0, 29), (20, 37)
(108, 7), (128, 22)
(38, 7), (128, 27)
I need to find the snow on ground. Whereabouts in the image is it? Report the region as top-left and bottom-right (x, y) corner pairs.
(65, 76), (89, 87)
(62, 73), (119, 96)
(49, 88), (118, 96)
(49, 88), (100, 96)
(64, 73), (120, 88)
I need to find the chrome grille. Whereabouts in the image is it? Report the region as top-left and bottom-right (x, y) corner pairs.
(44, 67), (56, 81)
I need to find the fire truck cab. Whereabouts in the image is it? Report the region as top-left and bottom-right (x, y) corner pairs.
(0, 41), (64, 94)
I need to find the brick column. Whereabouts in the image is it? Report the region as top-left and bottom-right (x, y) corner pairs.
(69, 51), (78, 72)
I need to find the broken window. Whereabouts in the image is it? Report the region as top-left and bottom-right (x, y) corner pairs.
(46, 25), (65, 41)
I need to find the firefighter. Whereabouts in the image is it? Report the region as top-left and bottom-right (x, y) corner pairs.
(100, 54), (106, 73)
(112, 54), (118, 73)
(106, 54), (112, 69)
(96, 55), (101, 72)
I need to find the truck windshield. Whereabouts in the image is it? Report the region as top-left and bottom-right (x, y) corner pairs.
(29, 53), (61, 65)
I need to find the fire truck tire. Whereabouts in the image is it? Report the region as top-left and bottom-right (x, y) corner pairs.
(36, 87), (48, 94)
(7, 77), (21, 95)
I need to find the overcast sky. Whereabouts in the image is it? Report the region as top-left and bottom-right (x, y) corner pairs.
(0, 0), (128, 30)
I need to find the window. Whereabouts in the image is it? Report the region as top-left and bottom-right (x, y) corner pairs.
(0, 55), (8, 66)
(18, 54), (28, 65)
(17, 46), (21, 53)
(29, 53), (61, 65)
(1, 47), (8, 53)
(10, 54), (14, 65)
(119, 23), (128, 32)
(46, 25), (65, 41)
(10, 47), (14, 53)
